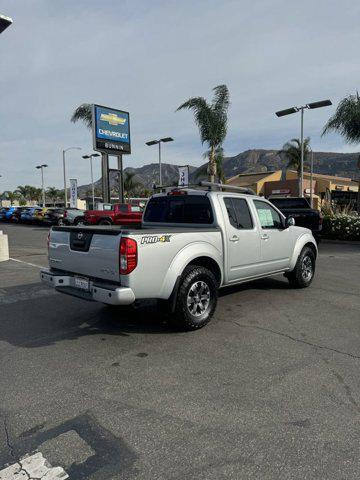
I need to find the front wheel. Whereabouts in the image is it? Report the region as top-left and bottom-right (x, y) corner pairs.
(172, 266), (218, 331)
(286, 246), (316, 288)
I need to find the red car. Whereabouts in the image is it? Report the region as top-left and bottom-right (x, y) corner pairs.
(84, 203), (143, 226)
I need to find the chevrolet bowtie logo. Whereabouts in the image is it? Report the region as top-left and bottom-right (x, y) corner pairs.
(100, 113), (126, 126)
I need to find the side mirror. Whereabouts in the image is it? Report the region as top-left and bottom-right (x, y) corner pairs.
(286, 216), (295, 227)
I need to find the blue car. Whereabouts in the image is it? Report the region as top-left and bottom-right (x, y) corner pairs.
(0, 207), (9, 221)
(20, 207), (41, 223)
(4, 206), (18, 221)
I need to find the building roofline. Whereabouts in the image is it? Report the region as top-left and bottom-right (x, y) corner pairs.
(227, 170), (276, 182)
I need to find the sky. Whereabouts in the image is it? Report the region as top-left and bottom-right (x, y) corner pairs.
(0, 0), (360, 191)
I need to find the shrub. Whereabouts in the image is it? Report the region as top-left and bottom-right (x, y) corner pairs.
(322, 213), (360, 240)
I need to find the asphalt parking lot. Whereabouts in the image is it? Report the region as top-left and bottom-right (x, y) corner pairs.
(0, 223), (359, 479)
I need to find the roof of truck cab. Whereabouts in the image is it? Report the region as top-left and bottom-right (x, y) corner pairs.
(152, 189), (260, 199)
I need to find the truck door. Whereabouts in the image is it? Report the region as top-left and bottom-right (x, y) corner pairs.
(222, 197), (262, 282)
(252, 200), (293, 273)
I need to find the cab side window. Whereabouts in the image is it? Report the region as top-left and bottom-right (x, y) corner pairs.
(254, 200), (283, 229)
(224, 198), (253, 229)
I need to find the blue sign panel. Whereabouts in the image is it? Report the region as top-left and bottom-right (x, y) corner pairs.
(92, 104), (131, 154)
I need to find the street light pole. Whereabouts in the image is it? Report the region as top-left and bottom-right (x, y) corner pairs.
(275, 99), (332, 197)
(158, 141), (162, 187)
(310, 149), (314, 208)
(36, 164), (48, 207)
(62, 147), (81, 207)
(300, 107), (304, 197)
(82, 153), (100, 209)
(146, 137), (174, 188)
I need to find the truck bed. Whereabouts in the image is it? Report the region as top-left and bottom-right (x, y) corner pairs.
(52, 225), (220, 235)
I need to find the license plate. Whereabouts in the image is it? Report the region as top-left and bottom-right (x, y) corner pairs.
(74, 276), (90, 291)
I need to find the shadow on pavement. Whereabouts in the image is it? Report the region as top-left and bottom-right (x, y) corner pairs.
(0, 276), (291, 348)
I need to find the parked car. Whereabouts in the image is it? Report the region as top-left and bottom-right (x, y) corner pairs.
(32, 207), (49, 223)
(59, 208), (85, 226)
(269, 196), (322, 242)
(42, 207), (65, 225)
(0, 207), (9, 221)
(20, 207), (42, 223)
(3, 206), (19, 221)
(41, 185), (317, 331)
(10, 206), (28, 223)
(84, 203), (143, 226)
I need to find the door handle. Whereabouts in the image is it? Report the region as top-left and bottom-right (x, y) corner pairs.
(261, 234), (269, 240)
(229, 235), (239, 242)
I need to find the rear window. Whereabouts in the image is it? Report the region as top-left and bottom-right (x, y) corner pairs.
(144, 195), (213, 224)
(270, 197), (310, 209)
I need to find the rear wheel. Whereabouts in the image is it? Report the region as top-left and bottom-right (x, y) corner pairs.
(286, 246), (316, 288)
(98, 219), (112, 226)
(172, 266), (218, 331)
(74, 217), (85, 226)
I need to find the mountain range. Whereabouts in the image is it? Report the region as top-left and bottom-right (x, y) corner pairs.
(77, 149), (360, 196)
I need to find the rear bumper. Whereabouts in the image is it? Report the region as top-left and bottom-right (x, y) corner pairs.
(40, 269), (135, 305)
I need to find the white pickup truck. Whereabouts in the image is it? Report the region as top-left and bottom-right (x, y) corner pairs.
(41, 185), (317, 330)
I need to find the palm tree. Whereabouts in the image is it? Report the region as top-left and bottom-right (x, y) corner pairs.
(47, 187), (60, 206)
(278, 138), (311, 175)
(16, 185), (30, 201)
(5, 191), (19, 206)
(322, 92), (360, 212)
(176, 85), (230, 182)
(195, 146), (226, 183)
(124, 171), (141, 199)
(71, 103), (93, 129)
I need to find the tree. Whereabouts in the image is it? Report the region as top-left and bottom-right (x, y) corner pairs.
(322, 92), (360, 212)
(47, 187), (60, 206)
(4, 191), (19, 205)
(71, 103), (93, 129)
(176, 85), (230, 182)
(16, 185), (30, 201)
(278, 138), (311, 175)
(195, 146), (226, 183)
(124, 171), (141, 199)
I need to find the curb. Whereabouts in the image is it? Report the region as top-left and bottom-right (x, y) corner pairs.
(321, 239), (360, 246)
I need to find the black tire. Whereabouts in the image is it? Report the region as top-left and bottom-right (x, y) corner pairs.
(286, 246), (316, 288)
(98, 219), (112, 226)
(172, 266), (218, 331)
(74, 217), (85, 226)
(57, 218), (65, 226)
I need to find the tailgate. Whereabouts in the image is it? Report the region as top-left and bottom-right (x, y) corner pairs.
(49, 227), (122, 281)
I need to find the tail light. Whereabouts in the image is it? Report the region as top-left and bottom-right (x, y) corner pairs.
(63, 210), (67, 218)
(47, 231), (50, 249)
(120, 237), (137, 274)
(168, 189), (187, 196)
(319, 214), (323, 226)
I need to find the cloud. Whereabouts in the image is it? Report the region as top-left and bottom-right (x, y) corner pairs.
(0, 0), (359, 190)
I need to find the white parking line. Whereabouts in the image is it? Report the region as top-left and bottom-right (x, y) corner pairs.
(0, 452), (68, 480)
(9, 258), (45, 269)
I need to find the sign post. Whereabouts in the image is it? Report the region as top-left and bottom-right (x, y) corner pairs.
(92, 104), (131, 204)
(69, 179), (78, 208)
(117, 155), (124, 203)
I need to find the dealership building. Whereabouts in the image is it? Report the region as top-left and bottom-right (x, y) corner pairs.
(227, 170), (359, 208)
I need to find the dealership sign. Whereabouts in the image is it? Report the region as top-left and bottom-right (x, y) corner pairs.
(69, 179), (78, 208)
(92, 104), (131, 154)
(178, 166), (189, 187)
